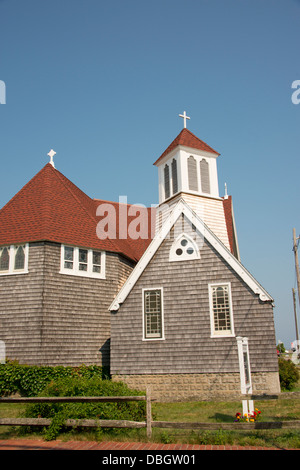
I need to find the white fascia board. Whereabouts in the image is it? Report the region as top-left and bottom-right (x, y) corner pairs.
(109, 200), (273, 311)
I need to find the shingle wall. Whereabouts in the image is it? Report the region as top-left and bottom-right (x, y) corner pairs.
(0, 242), (134, 366)
(111, 217), (279, 378)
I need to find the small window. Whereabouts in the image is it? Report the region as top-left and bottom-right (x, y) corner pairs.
(79, 249), (88, 271)
(0, 244), (29, 275)
(14, 246), (25, 270)
(200, 159), (210, 194)
(61, 245), (105, 279)
(188, 156), (198, 191)
(0, 247), (10, 271)
(143, 288), (164, 339)
(64, 246), (74, 269)
(169, 234), (200, 262)
(164, 164), (170, 199)
(92, 251), (101, 273)
(209, 283), (234, 337)
(171, 158), (178, 194)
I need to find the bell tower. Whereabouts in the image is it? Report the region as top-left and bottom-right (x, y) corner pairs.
(153, 113), (233, 252)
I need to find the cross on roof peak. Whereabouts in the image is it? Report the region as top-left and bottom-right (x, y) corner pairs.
(179, 111), (190, 129)
(47, 149), (56, 168)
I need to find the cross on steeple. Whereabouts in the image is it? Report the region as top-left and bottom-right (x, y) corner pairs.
(48, 149), (56, 168)
(179, 111), (190, 129)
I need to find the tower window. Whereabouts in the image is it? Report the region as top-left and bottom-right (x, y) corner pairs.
(200, 159), (210, 194)
(171, 158), (178, 194)
(164, 164), (170, 199)
(188, 156), (198, 191)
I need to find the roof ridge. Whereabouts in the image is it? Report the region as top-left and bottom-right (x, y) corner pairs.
(52, 167), (122, 254)
(0, 164), (49, 216)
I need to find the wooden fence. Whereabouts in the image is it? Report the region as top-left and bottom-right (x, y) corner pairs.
(0, 389), (300, 438)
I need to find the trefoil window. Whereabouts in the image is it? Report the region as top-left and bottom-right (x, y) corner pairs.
(169, 234), (200, 262)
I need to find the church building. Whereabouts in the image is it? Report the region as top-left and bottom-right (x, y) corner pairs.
(0, 114), (280, 400)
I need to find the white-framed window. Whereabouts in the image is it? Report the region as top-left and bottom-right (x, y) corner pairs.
(60, 245), (106, 279)
(169, 233), (200, 262)
(142, 288), (164, 340)
(0, 244), (29, 275)
(209, 282), (235, 337)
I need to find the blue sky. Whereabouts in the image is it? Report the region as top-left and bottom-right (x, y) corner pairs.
(0, 0), (299, 348)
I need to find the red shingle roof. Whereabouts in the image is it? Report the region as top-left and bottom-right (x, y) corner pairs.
(0, 161), (236, 262)
(153, 128), (220, 166)
(0, 164), (153, 262)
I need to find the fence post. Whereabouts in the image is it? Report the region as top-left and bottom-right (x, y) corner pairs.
(146, 386), (152, 439)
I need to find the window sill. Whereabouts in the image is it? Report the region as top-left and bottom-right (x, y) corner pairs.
(0, 270), (29, 276)
(210, 333), (235, 339)
(59, 269), (105, 280)
(142, 336), (165, 341)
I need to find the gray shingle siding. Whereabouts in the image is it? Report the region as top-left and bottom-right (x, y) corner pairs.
(0, 242), (133, 366)
(111, 219), (278, 376)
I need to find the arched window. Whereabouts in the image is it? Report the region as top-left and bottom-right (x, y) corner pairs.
(171, 158), (178, 194)
(0, 247), (9, 271)
(169, 234), (200, 262)
(14, 245), (25, 270)
(200, 159), (210, 194)
(188, 156), (198, 191)
(164, 164), (170, 199)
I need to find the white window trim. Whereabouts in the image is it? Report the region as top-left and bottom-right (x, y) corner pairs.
(169, 232), (200, 262)
(208, 282), (235, 338)
(60, 245), (106, 279)
(0, 244), (29, 276)
(142, 287), (165, 341)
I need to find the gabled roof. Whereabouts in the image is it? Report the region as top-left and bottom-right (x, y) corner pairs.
(109, 199), (273, 311)
(0, 164), (153, 262)
(153, 128), (220, 166)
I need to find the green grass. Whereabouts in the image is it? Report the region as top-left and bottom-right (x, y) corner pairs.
(0, 398), (299, 448)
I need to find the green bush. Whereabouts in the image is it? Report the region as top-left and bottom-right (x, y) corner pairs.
(278, 358), (300, 391)
(24, 376), (146, 440)
(0, 361), (109, 397)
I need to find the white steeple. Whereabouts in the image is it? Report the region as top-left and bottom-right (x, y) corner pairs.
(153, 122), (231, 251)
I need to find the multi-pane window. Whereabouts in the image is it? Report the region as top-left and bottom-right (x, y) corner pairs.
(61, 245), (105, 278)
(143, 289), (163, 339)
(0, 244), (28, 275)
(209, 283), (234, 336)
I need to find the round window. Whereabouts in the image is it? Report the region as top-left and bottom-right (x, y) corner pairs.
(176, 248), (183, 255)
(181, 239), (188, 247)
(187, 247), (194, 255)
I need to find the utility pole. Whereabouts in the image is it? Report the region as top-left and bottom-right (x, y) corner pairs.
(292, 288), (299, 351)
(293, 228), (300, 307)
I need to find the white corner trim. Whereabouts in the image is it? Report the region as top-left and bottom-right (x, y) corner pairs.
(109, 199), (273, 311)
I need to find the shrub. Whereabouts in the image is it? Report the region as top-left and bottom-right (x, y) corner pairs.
(278, 358), (300, 391)
(0, 361), (108, 397)
(24, 376), (146, 440)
